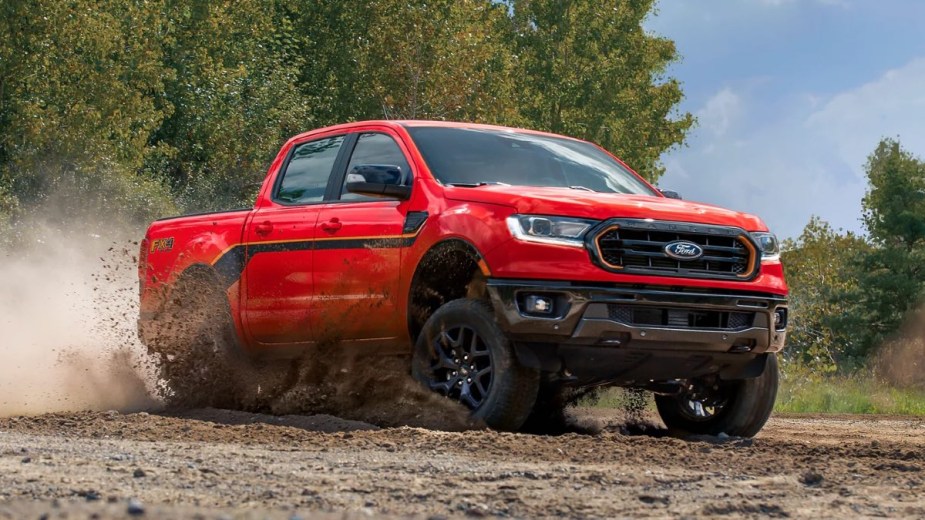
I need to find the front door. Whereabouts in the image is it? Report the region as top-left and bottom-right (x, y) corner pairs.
(242, 134), (346, 345)
(312, 132), (413, 343)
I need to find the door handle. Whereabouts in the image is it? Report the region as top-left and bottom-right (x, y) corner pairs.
(255, 221), (273, 236)
(320, 218), (342, 233)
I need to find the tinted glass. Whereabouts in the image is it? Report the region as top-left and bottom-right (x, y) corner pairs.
(277, 135), (344, 203)
(405, 127), (657, 195)
(341, 133), (411, 201)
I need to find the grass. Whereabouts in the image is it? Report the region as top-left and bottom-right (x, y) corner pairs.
(582, 376), (925, 416)
(776, 375), (925, 415)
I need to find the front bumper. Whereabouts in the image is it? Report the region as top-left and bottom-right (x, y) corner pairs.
(486, 279), (788, 385)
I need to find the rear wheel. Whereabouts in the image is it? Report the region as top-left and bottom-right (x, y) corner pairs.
(655, 354), (779, 438)
(412, 299), (539, 431)
(151, 271), (246, 408)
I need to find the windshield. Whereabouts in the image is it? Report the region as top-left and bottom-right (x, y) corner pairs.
(405, 126), (658, 195)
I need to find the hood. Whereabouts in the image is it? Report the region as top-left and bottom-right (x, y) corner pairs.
(443, 185), (767, 231)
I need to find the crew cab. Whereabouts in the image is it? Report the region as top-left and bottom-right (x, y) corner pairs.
(138, 121), (788, 435)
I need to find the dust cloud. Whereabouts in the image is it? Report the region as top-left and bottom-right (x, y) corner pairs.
(0, 226), (156, 416)
(874, 305), (925, 389)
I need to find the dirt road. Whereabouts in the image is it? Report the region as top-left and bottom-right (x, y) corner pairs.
(1, 409), (923, 519)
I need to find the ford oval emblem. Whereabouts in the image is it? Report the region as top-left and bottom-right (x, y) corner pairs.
(664, 241), (704, 261)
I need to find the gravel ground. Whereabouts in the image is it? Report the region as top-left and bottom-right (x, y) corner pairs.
(0, 409), (923, 519)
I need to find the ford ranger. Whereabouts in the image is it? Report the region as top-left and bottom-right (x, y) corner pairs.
(138, 121), (788, 435)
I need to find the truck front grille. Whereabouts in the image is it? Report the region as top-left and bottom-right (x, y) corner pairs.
(590, 219), (757, 280)
(608, 305), (755, 331)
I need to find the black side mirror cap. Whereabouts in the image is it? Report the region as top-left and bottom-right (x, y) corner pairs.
(660, 189), (682, 200)
(345, 164), (412, 200)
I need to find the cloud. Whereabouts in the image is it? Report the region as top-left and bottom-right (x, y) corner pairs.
(698, 88), (742, 137)
(806, 57), (925, 175)
(756, 0), (850, 6)
(658, 56), (925, 239)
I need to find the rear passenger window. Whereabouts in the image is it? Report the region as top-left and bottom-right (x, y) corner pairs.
(276, 135), (344, 204)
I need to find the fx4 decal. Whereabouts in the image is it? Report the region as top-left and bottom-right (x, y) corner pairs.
(149, 237), (174, 253)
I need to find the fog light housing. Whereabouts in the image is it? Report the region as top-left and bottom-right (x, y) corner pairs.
(774, 308), (788, 331)
(525, 295), (554, 315)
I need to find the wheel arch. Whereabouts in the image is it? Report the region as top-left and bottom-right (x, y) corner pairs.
(161, 262), (228, 312)
(174, 262), (222, 289)
(407, 238), (491, 342)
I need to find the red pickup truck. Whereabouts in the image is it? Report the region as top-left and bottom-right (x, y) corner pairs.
(138, 120), (788, 436)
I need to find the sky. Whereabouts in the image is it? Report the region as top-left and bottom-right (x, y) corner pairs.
(645, 0), (925, 239)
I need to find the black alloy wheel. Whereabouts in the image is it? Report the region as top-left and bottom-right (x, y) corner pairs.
(425, 325), (494, 409)
(413, 298), (539, 431)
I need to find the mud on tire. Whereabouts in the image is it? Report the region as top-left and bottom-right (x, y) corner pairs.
(412, 298), (539, 431)
(655, 354), (780, 438)
(149, 271), (246, 408)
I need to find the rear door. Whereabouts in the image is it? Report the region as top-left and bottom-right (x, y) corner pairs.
(242, 134), (347, 345)
(312, 131), (414, 343)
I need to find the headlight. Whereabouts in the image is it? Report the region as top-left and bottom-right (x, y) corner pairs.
(750, 232), (780, 260)
(507, 215), (597, 248)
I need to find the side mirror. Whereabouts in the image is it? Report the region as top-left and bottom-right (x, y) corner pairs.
(345, 164), (412, 199)
(659, 189), (682, 200)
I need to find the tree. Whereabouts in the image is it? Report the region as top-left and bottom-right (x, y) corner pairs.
(863, 138), (925, 248)
(0, 0), (696, 236)
(290, 0), (521, 126)
(845, 139), (925, 358)
(510, 0), (693, 182)
(781, 217), (870, 372)
(357, 0), (521, 123)
(0, 0), (176, 231)
(147, 1), (313, 211)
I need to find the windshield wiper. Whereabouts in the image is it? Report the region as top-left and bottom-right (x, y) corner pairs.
(568, 185), (595, 192)
(445, 182), (511, 188)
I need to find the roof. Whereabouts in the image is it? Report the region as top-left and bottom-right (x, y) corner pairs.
(285, 120), (584, 145)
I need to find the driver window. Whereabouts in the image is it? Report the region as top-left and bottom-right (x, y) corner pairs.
(340, 133), (412, 201)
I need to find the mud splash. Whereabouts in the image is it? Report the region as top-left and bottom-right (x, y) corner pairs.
(153, 335), (480, 431)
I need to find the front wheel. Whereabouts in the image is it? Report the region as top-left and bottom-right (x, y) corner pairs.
(655, 354), (779, 438)
(412, 299), (539, 431)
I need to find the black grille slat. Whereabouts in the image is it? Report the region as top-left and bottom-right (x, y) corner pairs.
(593, 221), (755, 280)
(608, 305), (756, 331)
(700, 256), (749, 265)
(702, 244), (745, 254)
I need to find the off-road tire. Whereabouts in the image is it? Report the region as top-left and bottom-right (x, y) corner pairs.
(520, 381), (575, 434)
(152, 271), (245, 408)
(655, 354), (779, 438)
(412, 298), (540, 431)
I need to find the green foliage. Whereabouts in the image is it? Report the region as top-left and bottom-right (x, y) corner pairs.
(511, 0), (693, 182)
(359, 0), (522, 123)
(149, 1), (312, 211)
(781, 217), (870, 372)
(842, 139), (925, 359)
(290, 0), (522, 125)
(781, 140), (925, 377)
(780, 139), (925, 381)
(863, 139), (925, 247)
(776, 366), (925, 415)
(0, 176), (17, 244)
(585, 371), (925, 415)
(1, 0), (176, 227)
(0, 0), (692, 233)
